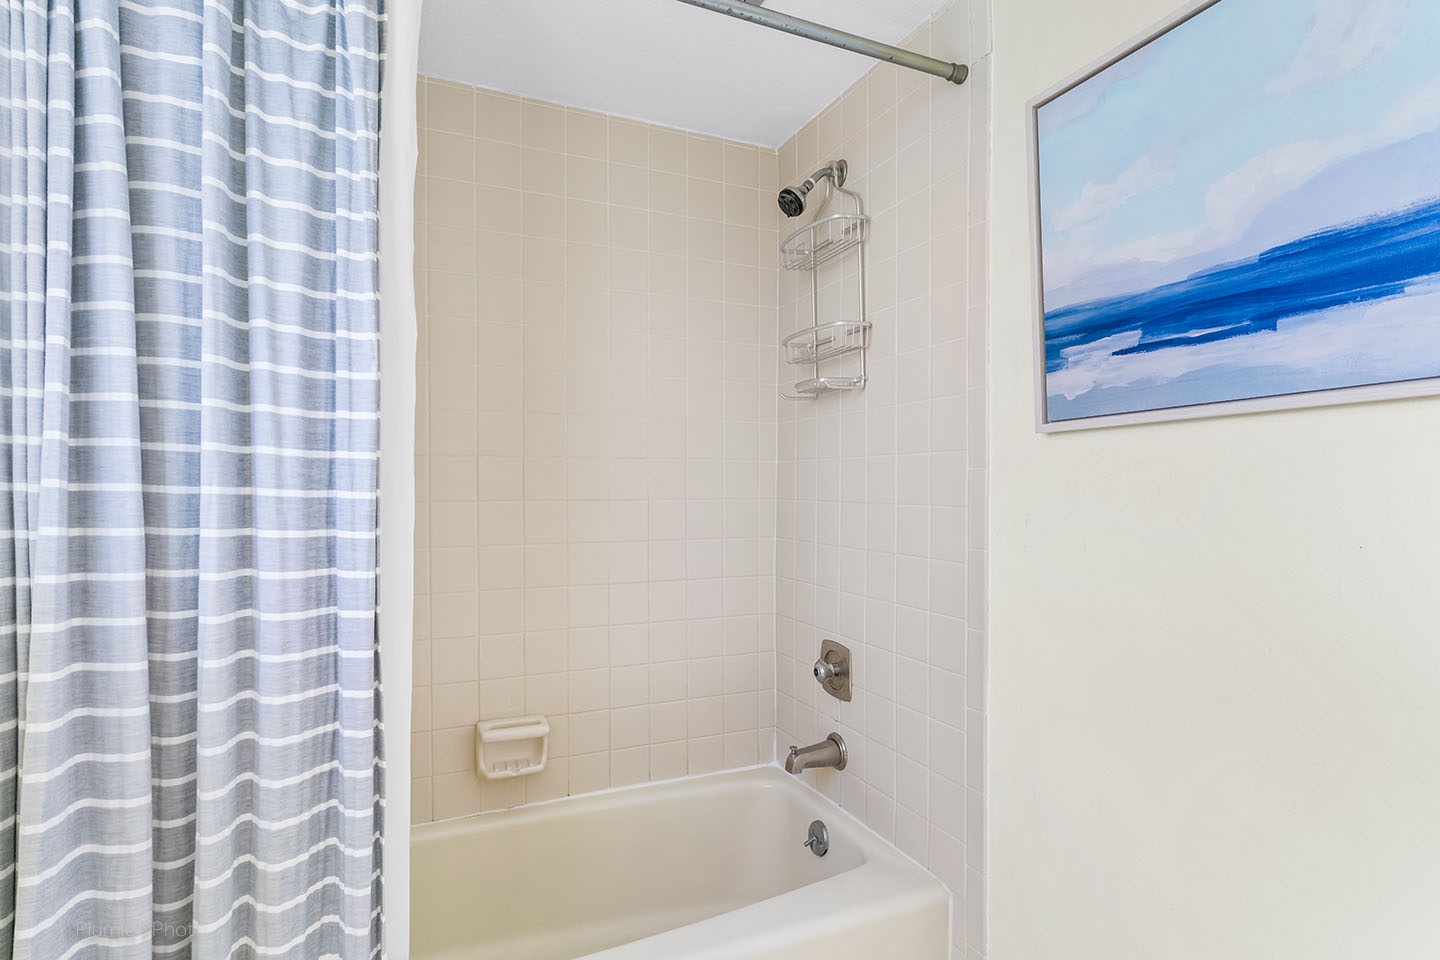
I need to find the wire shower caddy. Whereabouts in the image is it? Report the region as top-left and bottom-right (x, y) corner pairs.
(778, 171), (870, 399)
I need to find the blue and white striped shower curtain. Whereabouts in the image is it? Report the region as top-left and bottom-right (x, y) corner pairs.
(0, 2), (386, 957)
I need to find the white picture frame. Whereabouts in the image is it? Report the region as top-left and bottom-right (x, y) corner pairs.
(1028, 0), (1440, 432)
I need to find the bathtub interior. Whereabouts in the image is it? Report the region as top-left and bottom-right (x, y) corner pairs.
(411, 772), (868, 960)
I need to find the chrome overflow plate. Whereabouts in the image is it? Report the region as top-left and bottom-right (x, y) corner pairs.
(803, 819), (829, 857)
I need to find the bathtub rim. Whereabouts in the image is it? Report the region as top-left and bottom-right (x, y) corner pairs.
(411, 759), (950, 955)
(410, 761), (956, 933)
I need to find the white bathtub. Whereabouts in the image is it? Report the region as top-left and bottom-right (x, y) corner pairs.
(410, 765), (948, 960)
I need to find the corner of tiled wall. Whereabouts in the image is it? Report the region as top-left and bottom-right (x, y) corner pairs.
(773, 2), (989, 958)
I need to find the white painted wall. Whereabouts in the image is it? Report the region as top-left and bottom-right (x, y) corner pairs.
(988, 2), (1440, 959)
(378, 2), (423, 955)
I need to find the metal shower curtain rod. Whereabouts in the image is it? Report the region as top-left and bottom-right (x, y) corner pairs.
(671, 0), (969, 85)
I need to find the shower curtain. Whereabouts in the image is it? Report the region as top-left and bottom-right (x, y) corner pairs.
(0, 1), (386, 958)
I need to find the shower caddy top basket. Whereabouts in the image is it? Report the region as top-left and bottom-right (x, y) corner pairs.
(778, 170), (870, 399)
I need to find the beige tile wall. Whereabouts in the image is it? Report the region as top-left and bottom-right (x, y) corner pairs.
(413, 2), (989, 953)
(412, 78), (782, 822)
(773, 5), (990, 960)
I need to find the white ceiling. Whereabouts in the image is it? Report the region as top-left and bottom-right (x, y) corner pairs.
(419, 0), (957, 147)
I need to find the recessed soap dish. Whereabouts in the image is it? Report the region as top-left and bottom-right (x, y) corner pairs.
(475, 716), (550, 780)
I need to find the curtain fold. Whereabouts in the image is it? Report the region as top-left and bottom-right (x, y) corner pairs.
(0, 2), (386, 958)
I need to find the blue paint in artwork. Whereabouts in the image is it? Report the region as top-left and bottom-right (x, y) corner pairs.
(1033, 0), (1440, 422)
(1044, 196), (1440, 373)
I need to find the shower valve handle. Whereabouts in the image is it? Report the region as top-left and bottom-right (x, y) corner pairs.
(813, 657), (845, 683)
(812, 640), (852, 702)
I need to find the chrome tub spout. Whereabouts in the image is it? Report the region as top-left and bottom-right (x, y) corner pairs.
(785, 733), (847, 774)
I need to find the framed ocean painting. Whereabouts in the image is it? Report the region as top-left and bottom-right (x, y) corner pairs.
(1028, 0), (1440, 431)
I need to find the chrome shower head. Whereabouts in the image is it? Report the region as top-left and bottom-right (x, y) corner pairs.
(777, 186), (807, 218)
(778, 159), (847, 218)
